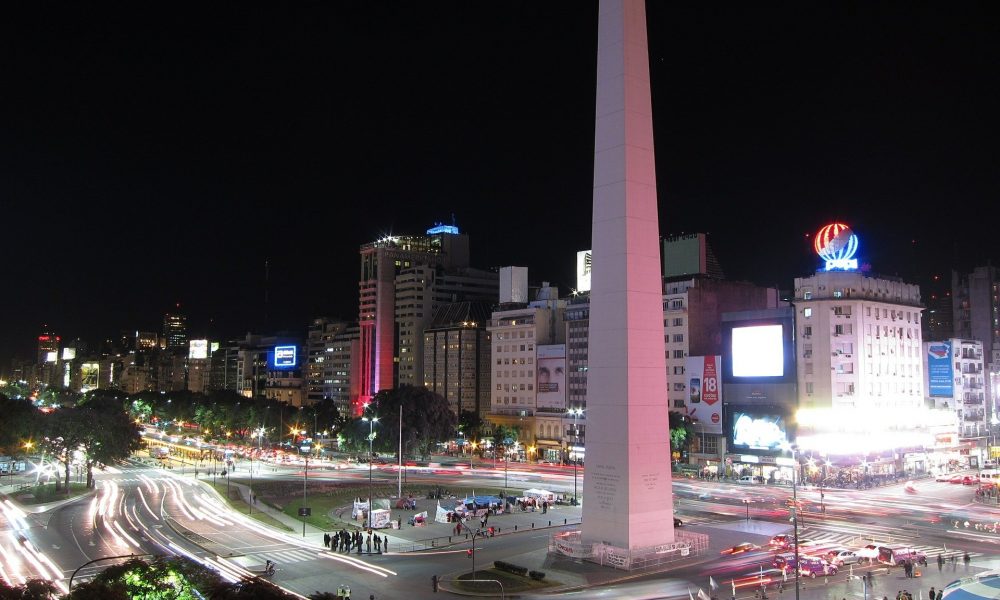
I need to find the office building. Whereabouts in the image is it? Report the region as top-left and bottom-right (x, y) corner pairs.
(423, 301), (494, 420)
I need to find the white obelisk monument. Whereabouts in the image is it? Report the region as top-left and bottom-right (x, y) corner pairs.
(582, 0), (676, 557)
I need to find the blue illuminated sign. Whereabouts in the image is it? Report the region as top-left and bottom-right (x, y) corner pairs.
(426, 223), (459, 235)
(274, 345), (297, 368)
(927, 342), (953, 397)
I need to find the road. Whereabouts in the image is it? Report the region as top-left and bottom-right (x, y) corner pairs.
(3, 455), (998, 599)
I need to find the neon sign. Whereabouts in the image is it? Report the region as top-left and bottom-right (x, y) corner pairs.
(814, 222), (859, 271)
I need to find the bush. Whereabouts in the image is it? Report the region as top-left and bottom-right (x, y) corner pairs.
(493, 560), (528, 576)
(529, 570), (546, 581)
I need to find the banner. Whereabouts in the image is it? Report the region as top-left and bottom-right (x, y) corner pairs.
(684, 355), (722, 434)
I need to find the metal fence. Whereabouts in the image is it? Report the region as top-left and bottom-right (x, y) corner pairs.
(548, 529), (710, 571)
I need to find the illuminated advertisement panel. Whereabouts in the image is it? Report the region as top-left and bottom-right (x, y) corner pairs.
(273, 345), (297, 369)
(685, 355), (722, 434)
(927, 341), (954, 397)
(536, 344), (566, 411)
(726, 404), (791, 453)
(576, 250), (592, 292)
(61, 348), (76, 360)
(721, 311), (796, 384)
(81, 363), (99, 392)
(45, 351), (58, 363)
(189, 339), (208, 359)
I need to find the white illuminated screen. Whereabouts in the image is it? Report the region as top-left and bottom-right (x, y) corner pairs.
(731, 324), (784, 377)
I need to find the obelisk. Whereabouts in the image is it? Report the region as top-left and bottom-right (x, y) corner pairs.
(582, 0), (675, 554)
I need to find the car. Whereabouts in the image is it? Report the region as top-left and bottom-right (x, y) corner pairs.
(799, 557), (838, 578)
(856, 544), (882, 562)
(673, 517), (684, 527)
(950, 474), (966, 484)
(828, 550), (859, 566)
(737, 475), (762, 484)
(772, 553), (798, 570)
(721, 542), (761, 555)
(963, 475), (979, 485)
(936, 473), (952, 482)
(769, 534), (793, 549)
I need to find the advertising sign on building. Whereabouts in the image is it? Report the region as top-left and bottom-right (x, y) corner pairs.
(274, 345), (297, 368)
(684, 355), (722, 434)
(189, 339), (208, 359)
(536, 344), (566, 411)
(81, 362), (99, 392)
(576, 250), (592, 293)
(927, 342), (954, 397)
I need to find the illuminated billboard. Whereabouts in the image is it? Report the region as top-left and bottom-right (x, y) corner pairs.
(814, 222), (859, 271)
(536, 344), (566, 411)
(61, 348), (76, 360)
(210, 341), (220, 353)
(81, 363), (99, 392)
(576, 250), (592, 293)
(189, 339), (208, 359)
(685, 355), (722, 434)
(721, 310), (796, 384)
(45, 351), (58, 363)
(927, 341), (954, 397)
(726, 405), (791, 453)
(273, 345), (297, 369)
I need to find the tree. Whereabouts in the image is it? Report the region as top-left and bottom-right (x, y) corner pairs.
(458, 410), (484, 443)
(77, 393), (142, 487)
(367, 385), (457, 459)
(40, 407), (88, 493)
(0, 394), (40, 455)
(65, 556), (223, 600)
(668, 411), (695, 459)
(0, 577), (60, 600)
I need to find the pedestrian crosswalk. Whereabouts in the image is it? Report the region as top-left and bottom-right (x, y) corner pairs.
(797, 529), (982, 560)
(248, 547), (319, 565)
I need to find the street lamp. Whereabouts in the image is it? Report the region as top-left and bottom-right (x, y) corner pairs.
(302, 452), (309, 537)
(362, 415), (379, 508)
(743, 497), (751, 521)
(568, 407), (584, 505)
(780, 441), (801, 600)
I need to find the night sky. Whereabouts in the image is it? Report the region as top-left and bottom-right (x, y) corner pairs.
(4, 2), (999, 366)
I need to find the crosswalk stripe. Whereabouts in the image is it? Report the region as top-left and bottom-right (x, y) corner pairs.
(798, 530), (982, 558)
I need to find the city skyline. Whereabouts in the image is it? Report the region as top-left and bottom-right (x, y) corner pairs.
(5, 2), (998, 363)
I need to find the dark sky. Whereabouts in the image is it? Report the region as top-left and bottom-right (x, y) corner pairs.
(4, 2), (999, 365)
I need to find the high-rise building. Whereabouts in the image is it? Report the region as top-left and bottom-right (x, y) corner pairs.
(794, 270), (924, 411)
(37, 329), (60, 366)
(357, 226), (473, 414)
(396, 266), (497, 388)
(662, 233), (725, 280)
(952, 265), (1000, 423)
(162, 310), (188, 350)
(488, 283), (565, 460)
(422, 300), (494, 420)
(305, 318), (360, 415)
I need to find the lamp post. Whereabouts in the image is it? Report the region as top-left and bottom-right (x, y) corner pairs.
(568, 407), (583, 505)
(362, 415), (379, 507)
(781, 442), (801, 600)
(743, 497), (751, 521)
(302, 452), (309, 537)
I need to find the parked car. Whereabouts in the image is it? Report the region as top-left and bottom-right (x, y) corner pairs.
(799, 557), (838, 578)
(828, 550), (859, 566)
(738, 475), (760, 484)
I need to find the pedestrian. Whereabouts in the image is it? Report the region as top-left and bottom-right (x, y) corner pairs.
(366, 532), (372, 554)
(935, 589), (943, 600)
(938, 555), (944, 570)
(929, 587), (935, 600)
(324, 532), (331, 548)
(382, 535), (388, 552)
(374, 535), (381, 553)
(964, 551), (971, 566)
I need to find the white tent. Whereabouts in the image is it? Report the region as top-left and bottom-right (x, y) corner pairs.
(434, 501), (452, 524)
(369, 508), (391, 529)
(523, 488), (556, 503)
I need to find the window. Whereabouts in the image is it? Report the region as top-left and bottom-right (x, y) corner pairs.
(672, 334), (684, 343)
(803, 326), (812, 337)
(803, 308), (812, 318)
(673, 350), (685, 359)
(673, 317), (684, 326)
(805, 382), (814, 394)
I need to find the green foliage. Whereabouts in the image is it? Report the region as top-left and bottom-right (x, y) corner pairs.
(0, 577), (60, 600)
(364, 385), (458, 458)
(668, 410), (694, 452)
(71, 556), (221, 600)
(493, 560), (528, 576)
(0, 394), (40, 455)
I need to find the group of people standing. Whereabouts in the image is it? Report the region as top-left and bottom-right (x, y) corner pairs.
(323, 529), (389, 554)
